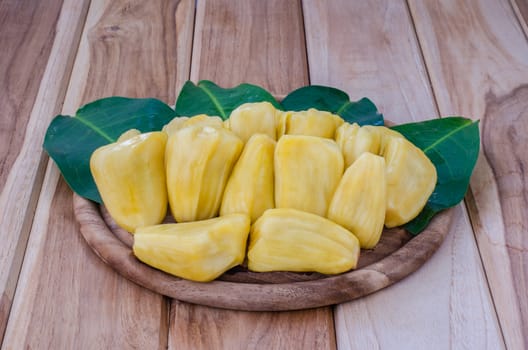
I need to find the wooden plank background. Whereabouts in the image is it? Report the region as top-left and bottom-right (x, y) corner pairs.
(1, 0), (527, 348)
(410, 0), (528, 348)
(303, 1), (503, 348)
(2, 0), (194, 348)
(169, 1), (336, 349)
(0, 0), (90, 342)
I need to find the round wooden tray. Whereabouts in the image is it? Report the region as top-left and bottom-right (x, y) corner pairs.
(73, 193), (454, 311)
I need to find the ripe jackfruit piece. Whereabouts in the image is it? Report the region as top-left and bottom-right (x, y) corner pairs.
(327, 152), (386, 248)
(275, 135), (344, 216)
(133, 213), (250, 282)
(277, 108), (344, 138)
(166, 126), (243, 222)
(162, 117), (189, 135)
(383, 137), (437, 227)
(362, 125), (405, 155)
(163, 114), (223, 136)
(247, 208), (360, 274)
(184, 114), (223, 128)
(90, 130), (168, 232)
(226, 102), (278, 141)
(335, 122), (381, 168)
(220, 134), (275, 222)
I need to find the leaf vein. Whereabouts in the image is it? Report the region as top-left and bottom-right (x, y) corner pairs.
(199, 84), (227, 119)
(423, 121), (472, 153)
(75, 115), (114, 142)
(336, 101), (351, 115)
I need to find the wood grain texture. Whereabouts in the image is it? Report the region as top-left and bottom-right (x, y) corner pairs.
(1, 0), (194, 348)
(302, 0), (437, 123)
(65, 0), (194, 109)
(168, 1), (331, 348)
(0, 0), (89, 342)
(0, 0), (61, 190)
(190, 0), (309, 96)
(511, 0), (528, 35)
(170, 302), (335, 350)
(303, 0), (504, 348)
(409, 0), (528, 348)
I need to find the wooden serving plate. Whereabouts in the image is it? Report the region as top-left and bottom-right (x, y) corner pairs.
(73, 193), (454, 311)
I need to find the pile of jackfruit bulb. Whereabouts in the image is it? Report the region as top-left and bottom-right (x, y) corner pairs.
(90, 102), (437, 282)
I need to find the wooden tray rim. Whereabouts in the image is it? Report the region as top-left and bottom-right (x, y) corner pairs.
(73, 193), (454, 311)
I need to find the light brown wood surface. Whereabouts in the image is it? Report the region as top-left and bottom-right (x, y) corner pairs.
(170, 301), (335, 350)
(409, 0), (528, 348)
(190, 0), (309, 96)
(2, 0), (194, 348)
(0, 0), (89, 342)
(170, 1), (334, 348)
(303, 1), (503, 348)
(1, 0), (525, 348)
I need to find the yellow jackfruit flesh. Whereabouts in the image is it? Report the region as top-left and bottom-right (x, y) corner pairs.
(383, 137), (437, 227)
(277, 108), (344, 138)
(335, 123), (381, 168)
(165, 126), (243, 222)
(162, 117), (189, 135)
(362, 125), (405, 155)
(248, 208), (360, 274)
(226, 102), (278, 141)
(117, 128), (141, 141)
(183, 114), (223, 128)
(275, 135), (344, 216)
(327, 152), (386, 248)
(90, 130), (168, 232)
(163, 114), (223, 136)
(220, 134), (275, 222)
(133, 213), (250, 282)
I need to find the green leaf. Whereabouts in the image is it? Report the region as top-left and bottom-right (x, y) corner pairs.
(391, 117), (480, 234)
(175, 80), (282, 120)
(43, 97), (176, 203)
(281, 85), (384, 126)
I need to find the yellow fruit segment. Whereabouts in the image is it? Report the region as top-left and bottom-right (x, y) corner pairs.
(163, 114), (223, 136)
(248, 208), (360, 274)
(335, 122), (382, 168)
(383, 137), (437, 227)
(133, 213), (250, 282)
(92, 107), (441, 281)
(116, 128), (141, 142)
(327, 152), (386, 248)
(162, 117), (189, 135)
(226, 102), (278, 141)
(166, 126), (243, 222)
(220, 134), (275, 222)
(183, 114), (224, 128)
(362, 125), (405, 155)
(277, 108), (344, 138)
(90, 131), (168, 232)
(274, 135), (344, 216)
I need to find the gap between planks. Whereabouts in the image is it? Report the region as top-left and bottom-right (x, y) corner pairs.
(3, 0), (195, 348)
(170, 1), (335, 349)
(408, 0), (528, 348)
(404, 0), (507, 346)
(302, 0), (504, 348)
(0, 0), (91, 344)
